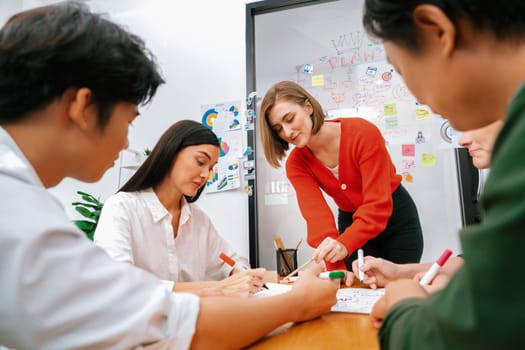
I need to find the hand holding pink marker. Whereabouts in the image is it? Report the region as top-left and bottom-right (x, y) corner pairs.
(419, 249), (453, 286)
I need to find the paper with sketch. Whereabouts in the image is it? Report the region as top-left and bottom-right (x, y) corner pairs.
(332, 288), (385, 314)
(252, 283), (384, 315)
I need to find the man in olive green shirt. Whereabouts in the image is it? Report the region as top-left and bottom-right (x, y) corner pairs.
(362, 1), (525, 348)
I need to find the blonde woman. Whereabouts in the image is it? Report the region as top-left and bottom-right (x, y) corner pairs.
(259, 80), (423, 271)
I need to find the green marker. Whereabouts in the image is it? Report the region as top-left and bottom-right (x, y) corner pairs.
(319, 271), (346, 280)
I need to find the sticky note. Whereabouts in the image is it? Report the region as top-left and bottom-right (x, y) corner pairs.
(421, 153), (437, 167)
(415, 109), (430, 120)
(402, 144), (415, 157)
(402, 172), (413, 183)
(384, 103), (398, 116)
(385, 116), (398, 129)
(402, 159), (416, 172)
(312, 74), (324, 87)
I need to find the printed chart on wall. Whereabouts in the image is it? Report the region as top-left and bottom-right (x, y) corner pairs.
(201, 101), (243, 193)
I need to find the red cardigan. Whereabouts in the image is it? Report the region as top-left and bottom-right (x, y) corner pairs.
(286, 118), (401, 270)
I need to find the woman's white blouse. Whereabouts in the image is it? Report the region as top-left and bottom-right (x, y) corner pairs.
(94, 188), (247, 290)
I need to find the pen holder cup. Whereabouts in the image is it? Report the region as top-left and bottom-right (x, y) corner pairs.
(276, 248), (298, 277)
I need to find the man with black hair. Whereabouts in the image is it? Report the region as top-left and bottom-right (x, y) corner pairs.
(362, 0), (525, 348)
(0, 2), (337, 349)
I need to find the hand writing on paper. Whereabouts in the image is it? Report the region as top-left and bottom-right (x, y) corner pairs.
(352, 255), (464, 290)
(370, 279), (427, 328)
(312, 237), (348, 264)
(220, 268), (266, 297)
(352, 256), (408, 289)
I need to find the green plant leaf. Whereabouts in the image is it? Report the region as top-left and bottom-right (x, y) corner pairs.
(74, 221), (95, 235)
(74, 220), (95, 229)
(71, 202), (101, 209)
(75, 206), (95, 219)
(76, 190), (93, 198)
(76, 191), (102, 204)
(81, 195), (100, 204)
(72, 191), (103, 241)
(74, 220), (96, 240)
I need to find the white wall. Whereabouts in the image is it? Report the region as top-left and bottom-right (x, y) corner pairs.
(0, 0), (22, 25)
(5, 0), (255, 259)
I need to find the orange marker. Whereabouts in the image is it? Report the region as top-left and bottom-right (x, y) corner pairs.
(219, 252), (247, 271)
(219, 252), (268, 290)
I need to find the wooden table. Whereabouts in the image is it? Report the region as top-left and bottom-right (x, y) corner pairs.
(247, 272), (380, 349)
(246, 311), (379, 349)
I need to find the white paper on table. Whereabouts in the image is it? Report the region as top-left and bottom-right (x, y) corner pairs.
(252, 282), (292, 298)
(332, 288), (385, 314)
(252, 283), (383, 315)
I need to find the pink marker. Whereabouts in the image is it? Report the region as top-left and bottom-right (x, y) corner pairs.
(419, 249), (453, 286)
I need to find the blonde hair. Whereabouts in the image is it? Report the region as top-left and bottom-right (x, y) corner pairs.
(258, 81), (325, 167)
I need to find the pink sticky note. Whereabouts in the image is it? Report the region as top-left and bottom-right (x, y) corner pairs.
(402, 144), (415, 157)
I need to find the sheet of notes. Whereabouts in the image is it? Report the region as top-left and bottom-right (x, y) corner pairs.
(332, 288), (385, 314)
(253, 283), (384, 314)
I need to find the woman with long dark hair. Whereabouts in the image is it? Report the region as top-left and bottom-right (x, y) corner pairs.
(95, 120), (265, 296)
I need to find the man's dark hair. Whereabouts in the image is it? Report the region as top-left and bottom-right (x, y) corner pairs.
(363, 0), (525, 50)
(119, 120), (220, 203)
(0, 1), (164, 127)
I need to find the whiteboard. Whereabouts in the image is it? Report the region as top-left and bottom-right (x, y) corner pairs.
(253, 0), (463, 269)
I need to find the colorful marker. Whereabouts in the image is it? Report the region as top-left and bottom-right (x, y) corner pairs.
(357, 248), (364, 283)
(219, 252), (247, 271)
(219, 252), (268, 289)
(319, 271), (346, 280)
(419, 249), (453, 286)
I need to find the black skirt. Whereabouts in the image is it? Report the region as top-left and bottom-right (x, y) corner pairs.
(338, 184), (424, 269)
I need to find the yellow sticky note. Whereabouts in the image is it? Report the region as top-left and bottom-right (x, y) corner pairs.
(415, 109), (430, 120)
(384, 103), (397, 116)
(312, 74), (324, 87)
(421, 153), (437, 167)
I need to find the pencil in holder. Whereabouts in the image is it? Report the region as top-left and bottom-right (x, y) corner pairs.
(276, 248), (298, 277)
